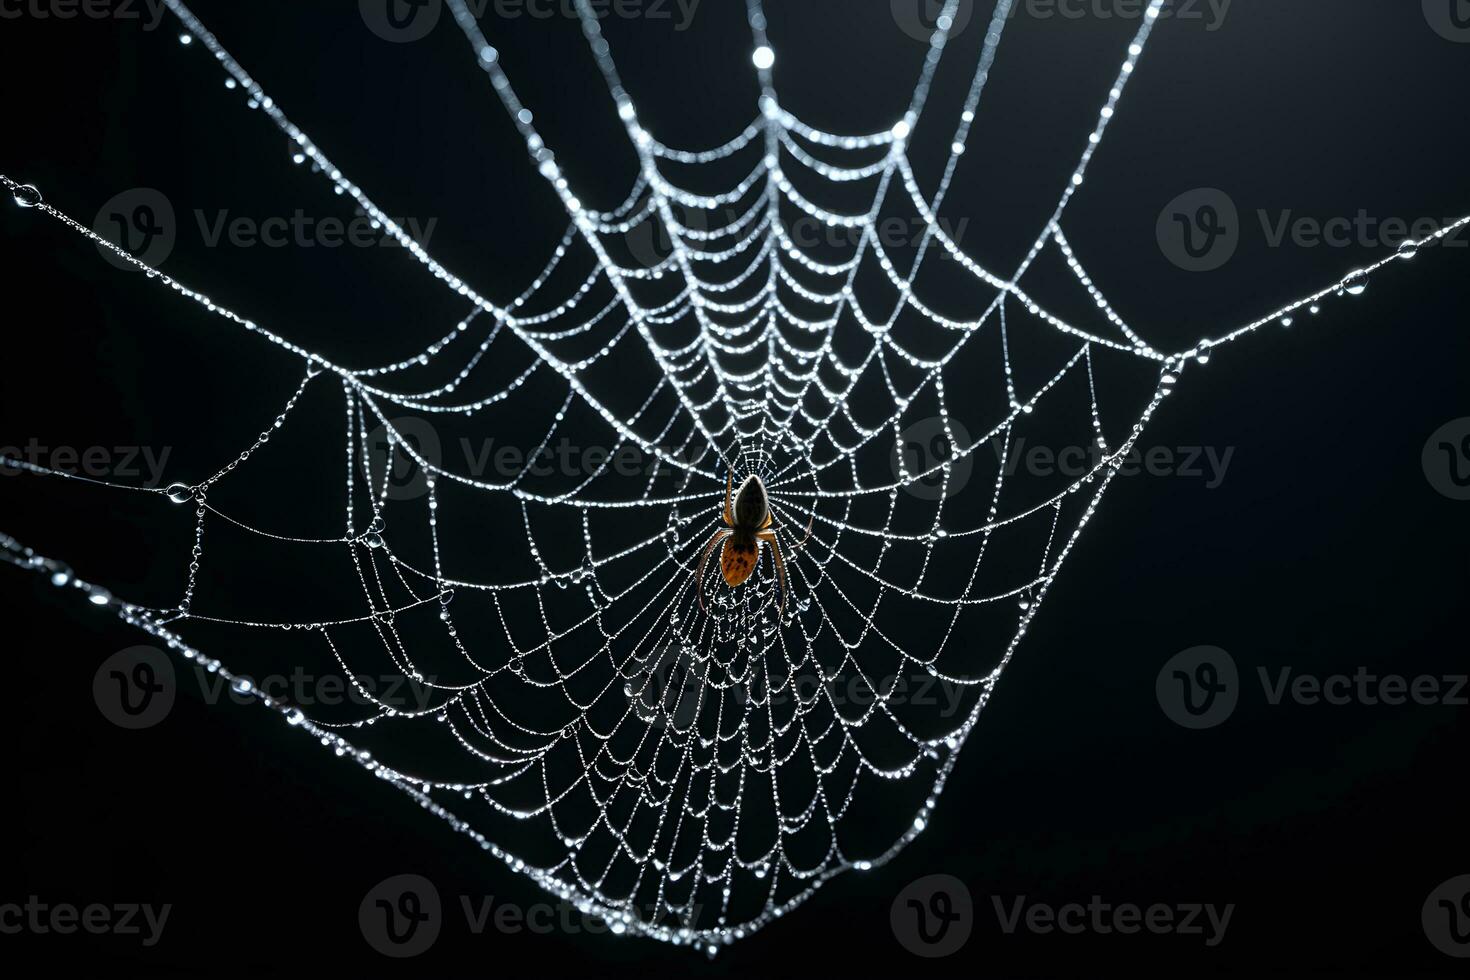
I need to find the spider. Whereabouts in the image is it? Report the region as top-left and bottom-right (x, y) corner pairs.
(695, 471), (810, 615)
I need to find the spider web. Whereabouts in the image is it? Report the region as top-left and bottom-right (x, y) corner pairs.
(2, 0), (1466, 954)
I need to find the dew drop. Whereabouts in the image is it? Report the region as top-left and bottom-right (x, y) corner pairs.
(12, 184), (42, 208)
(1396, 238), (1420, 260)
(1341, 271), (1369, 296)
(231, 676), (255, 696)
(286, 708), (305, 726)
(362, 532), (384, 549)
(165, 483), (193, 504)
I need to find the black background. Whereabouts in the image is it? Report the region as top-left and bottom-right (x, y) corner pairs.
(1, 1), (1467, 976)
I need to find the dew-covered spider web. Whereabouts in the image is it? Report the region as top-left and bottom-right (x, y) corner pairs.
(2, 0), (1467, 954)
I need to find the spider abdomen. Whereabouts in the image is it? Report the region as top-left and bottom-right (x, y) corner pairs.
(720, 533), (759, 587)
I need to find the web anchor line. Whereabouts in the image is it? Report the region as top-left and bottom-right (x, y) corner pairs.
(3, 0), (1468, 952)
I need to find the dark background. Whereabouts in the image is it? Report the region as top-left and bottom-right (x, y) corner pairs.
(1, 0), (1467, 976)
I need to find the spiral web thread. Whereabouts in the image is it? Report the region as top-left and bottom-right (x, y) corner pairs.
(2, 0), (1467, 953)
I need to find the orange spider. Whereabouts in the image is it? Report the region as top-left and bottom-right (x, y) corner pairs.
(695, 472), (809, 615)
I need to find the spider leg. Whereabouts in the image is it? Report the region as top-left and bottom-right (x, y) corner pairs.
(757, 529), (790, 616)
(793, 511), (814, 553)
(723, 471), (734, 527)
(766, 504), (815, 554)
(696, 529), (732, 612)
